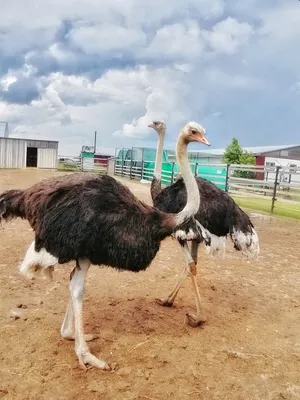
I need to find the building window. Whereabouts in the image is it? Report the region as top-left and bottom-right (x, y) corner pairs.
(289, 164), (297, 172)
(266, 161), (276, 171)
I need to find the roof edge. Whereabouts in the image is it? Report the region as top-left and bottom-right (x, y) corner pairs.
(0, 136), (59, 143)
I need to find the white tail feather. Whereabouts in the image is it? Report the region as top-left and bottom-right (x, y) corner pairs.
(204, 234), (226, 259)
(195, 221), (226, 259)
(174, 227), (199, 241)
(231, 227), (260, 259)
(195, 221), (260, 260)
(19, 241), (58, 279)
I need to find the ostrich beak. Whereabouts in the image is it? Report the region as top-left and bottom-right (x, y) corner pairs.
(198, 136), (211, 146)
(148, 123), (154, 128)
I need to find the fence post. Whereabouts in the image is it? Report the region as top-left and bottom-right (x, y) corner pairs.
(194, 162), (198, 178)
(129, 147), (133, 180)
(114, 148), (117, 175)
(225, 164), (230, 192)
(141, 148), (144, 180)
(121, 148), (124, 176)
(171, 162), (175, 184)
(271, 166), (281, 213)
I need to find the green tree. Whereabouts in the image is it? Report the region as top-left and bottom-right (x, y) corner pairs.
(223, 138), (243, 164)
(223, 138), (256, 178)
(240, 151), (256, 166)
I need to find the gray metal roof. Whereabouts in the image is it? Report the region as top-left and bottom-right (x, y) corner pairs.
(188, 144), (300, 156)
(0, 136), (58, 143)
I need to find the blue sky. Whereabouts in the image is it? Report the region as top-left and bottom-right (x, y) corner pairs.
(0, 0), (299, 155)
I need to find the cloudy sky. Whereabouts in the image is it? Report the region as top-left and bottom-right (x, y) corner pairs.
(0, 0), (299, 155)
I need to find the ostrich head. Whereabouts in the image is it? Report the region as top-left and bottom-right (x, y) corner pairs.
(148, 120), (166, 136)
(179, 121), (210, 146)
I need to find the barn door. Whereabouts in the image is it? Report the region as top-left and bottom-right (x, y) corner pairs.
(26, 147), (38, 167)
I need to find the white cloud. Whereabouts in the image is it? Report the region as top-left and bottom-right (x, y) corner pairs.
(144, 20), (204, 61)
(114, 87), (185, 138)
(203, 17), (254, 54)
(0, 74), (18, 91)
(68, 24), (147, 55)
(1, 0), (300, 156)
(0, 0), (225, 30)
(204, 68), (262, 90)
(112, 67), (192, 138)
(259, 3), (300, 41)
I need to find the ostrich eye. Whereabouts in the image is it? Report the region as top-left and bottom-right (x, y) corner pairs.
(191, 129), (197, 134)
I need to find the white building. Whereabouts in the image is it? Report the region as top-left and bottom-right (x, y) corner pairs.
(187, 144), (300, 184)
(186, 144), (300, 164)
(0, 137), (59, 169)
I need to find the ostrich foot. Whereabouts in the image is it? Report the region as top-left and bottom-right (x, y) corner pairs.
(78, 351), (111, 370)
(155, 298), (174, 307)
(63, 333), (99, 342)
(185, 312), (207, 327)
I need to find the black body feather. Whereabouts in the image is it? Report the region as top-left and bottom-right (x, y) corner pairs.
(1, 174), (175, 272)
(153, 176), (255, 247)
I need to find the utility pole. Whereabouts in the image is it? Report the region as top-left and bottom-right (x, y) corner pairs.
(0, 121), (9, 137)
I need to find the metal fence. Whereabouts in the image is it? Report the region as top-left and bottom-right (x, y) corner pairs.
(114, 159), (228, 189)
(57, 156), (111, 174)
(54, 153), (300, 217)
(227, 164), (300, 217)
(114, 157), (300, 216)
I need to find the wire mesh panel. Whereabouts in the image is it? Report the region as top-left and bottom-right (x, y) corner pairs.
(196, 163), (227, 190)
(114, 148), (131, 176)
(57, 155), (110, 173)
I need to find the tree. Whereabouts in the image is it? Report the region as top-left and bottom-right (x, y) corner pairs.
(240, 151), (256, 166)
(223, 138), (256, 179)
(223, 138), (243, 165)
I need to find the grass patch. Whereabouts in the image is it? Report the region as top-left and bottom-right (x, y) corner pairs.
(232, 196), (300, 220)
(57, 162), (80, 171)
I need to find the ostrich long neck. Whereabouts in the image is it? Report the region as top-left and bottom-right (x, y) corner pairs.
(172, 136), (200, 227)
(150, 129), (165, 201)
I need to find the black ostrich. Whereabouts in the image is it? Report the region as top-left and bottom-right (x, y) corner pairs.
(148, 121), (260, 327)
(0, 121), (209, 370)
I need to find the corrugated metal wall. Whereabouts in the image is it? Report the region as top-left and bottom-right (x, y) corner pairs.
(0, 137), (59, 169)
(37, 148), (58, 169)
(0, 138), (26, 168)
(26, 140), (58, 149)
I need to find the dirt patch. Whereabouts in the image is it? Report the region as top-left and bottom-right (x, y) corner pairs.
(0, 169), (300, 400)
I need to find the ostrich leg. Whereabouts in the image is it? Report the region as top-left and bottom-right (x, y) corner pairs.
(61, 265), (98, 342)
(60, 297), (98, 342)
(190, 240), (199, 265)
(186, 240), (207, 327)
(156, 240), (206, 327)
(155, 242), (191, 307)
(69, 258), (110, 370)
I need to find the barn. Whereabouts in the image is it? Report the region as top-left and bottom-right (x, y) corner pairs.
(186, 144), (300, 167)
(0, 137), (59, 169)
(253, 145), (300, 169)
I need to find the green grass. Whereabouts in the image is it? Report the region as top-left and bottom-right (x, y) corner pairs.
(57, 163), (107, 174)
(232, 196), (300, 220)
(57, 162), (80, 171)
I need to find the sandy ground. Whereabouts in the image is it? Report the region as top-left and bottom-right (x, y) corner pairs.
(0, 169), (300, 400)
